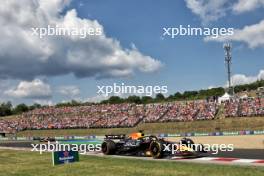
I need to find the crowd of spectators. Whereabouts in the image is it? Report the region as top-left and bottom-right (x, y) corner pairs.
(224, 97), (264, 117)
(143, 103), (170, 122)
(160, 100), (217, 122)
(0, 97), (263, 133)
(0, 103), (146, 132)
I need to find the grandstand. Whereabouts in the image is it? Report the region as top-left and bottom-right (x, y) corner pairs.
(257, 87), (264, 98)
(0, 97), (264, 135)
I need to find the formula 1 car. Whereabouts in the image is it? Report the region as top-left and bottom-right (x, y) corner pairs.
(33, 136), (56, 142)
(101, 132), (206, 159)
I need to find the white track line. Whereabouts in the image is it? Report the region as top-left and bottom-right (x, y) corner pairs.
(234, 159), (259, 163)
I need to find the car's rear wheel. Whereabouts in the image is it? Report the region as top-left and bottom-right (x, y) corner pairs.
(150, 141), (164, 159)
(101, 140), (116, 155)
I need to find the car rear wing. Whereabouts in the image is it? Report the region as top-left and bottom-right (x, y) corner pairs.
(105, 134), (126, 139)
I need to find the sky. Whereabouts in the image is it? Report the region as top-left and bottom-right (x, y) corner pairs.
(0, 0), (264, 105)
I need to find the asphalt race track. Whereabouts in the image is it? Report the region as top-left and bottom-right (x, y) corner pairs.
(210, 149), (264, 160)
(0, 141), (263, 160)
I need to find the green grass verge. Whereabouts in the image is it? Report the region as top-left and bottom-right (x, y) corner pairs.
(0, 149), (264, 176)
(16, 116), (264, 137)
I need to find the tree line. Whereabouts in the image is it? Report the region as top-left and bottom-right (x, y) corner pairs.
(0, 102), (41, 116)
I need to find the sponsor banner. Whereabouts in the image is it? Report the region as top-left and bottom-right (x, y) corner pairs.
(167, 134), (181, 137)
(222, 131), (239, 136)
(213, 132), (223, 136)
(52, 151), (79, 166)
(16, 137), (27, 140)
(0, 137), (9, 140)
(95, 136), (104, 140)
(63, 136), (74, 140)
(158, 134), (168, 137)
(85, 135), (96, 139)
(45, 130), (264, 138)
(27, 137), (33, 140)
(167, 130), (264, 137)
(239, 131), (245, 135)
(253, 130), (264, 135)
(178, 133), (196, 137)
(55, 136), (64, 140)
(210, 132), (216, 136)
(63, 136), (69, 140)
(74, 136), (85, 140)
(186, 133), (193, 137)
(2, 130), (264, 142)
(249, 131), (254, 135)
(1, 136), (34, 141)
(194, 133), (209, 136)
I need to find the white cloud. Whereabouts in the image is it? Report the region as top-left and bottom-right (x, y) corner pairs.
(85, 92), (128, 103)
(0, 0), (162, 80)
(204, 20), (264, 48)
(58, 85), (80, 97)
(185, 0), (264, 24)
(85, 94), (109, 103)
(34, 99), (53, 106)
(208, 85), (217, 89)
(231, 74), (257, 86)
(5, 79), (52, 99)
(233, 0), (264, 13)
(230, 70), (264, 86)
(185, 0), (229, 24)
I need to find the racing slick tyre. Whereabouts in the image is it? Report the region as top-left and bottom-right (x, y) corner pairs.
(149, 140), (164, 159)
(101, 140), (116, 155)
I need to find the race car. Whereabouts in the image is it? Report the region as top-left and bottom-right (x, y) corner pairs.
(33, 136), (56, 142)
(101, 132), (206, 159)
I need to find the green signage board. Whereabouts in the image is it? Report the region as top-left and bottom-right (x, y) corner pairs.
(52, 151), (79, 166)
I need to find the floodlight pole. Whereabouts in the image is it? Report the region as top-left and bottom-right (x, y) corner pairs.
(223, 43), (233, 95)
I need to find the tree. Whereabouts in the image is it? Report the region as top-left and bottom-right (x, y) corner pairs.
(71, 100), (81, 106)
(155, 93), (165, 101)
(141, 96), (153, 104)
(174, 92), (182, 100)
(0, 101), (12, 116)
(108, 96), (123, 104)
(127, 96), (142, 104)
(14, 104), (29, 114)
(29, 103), (41, 110)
